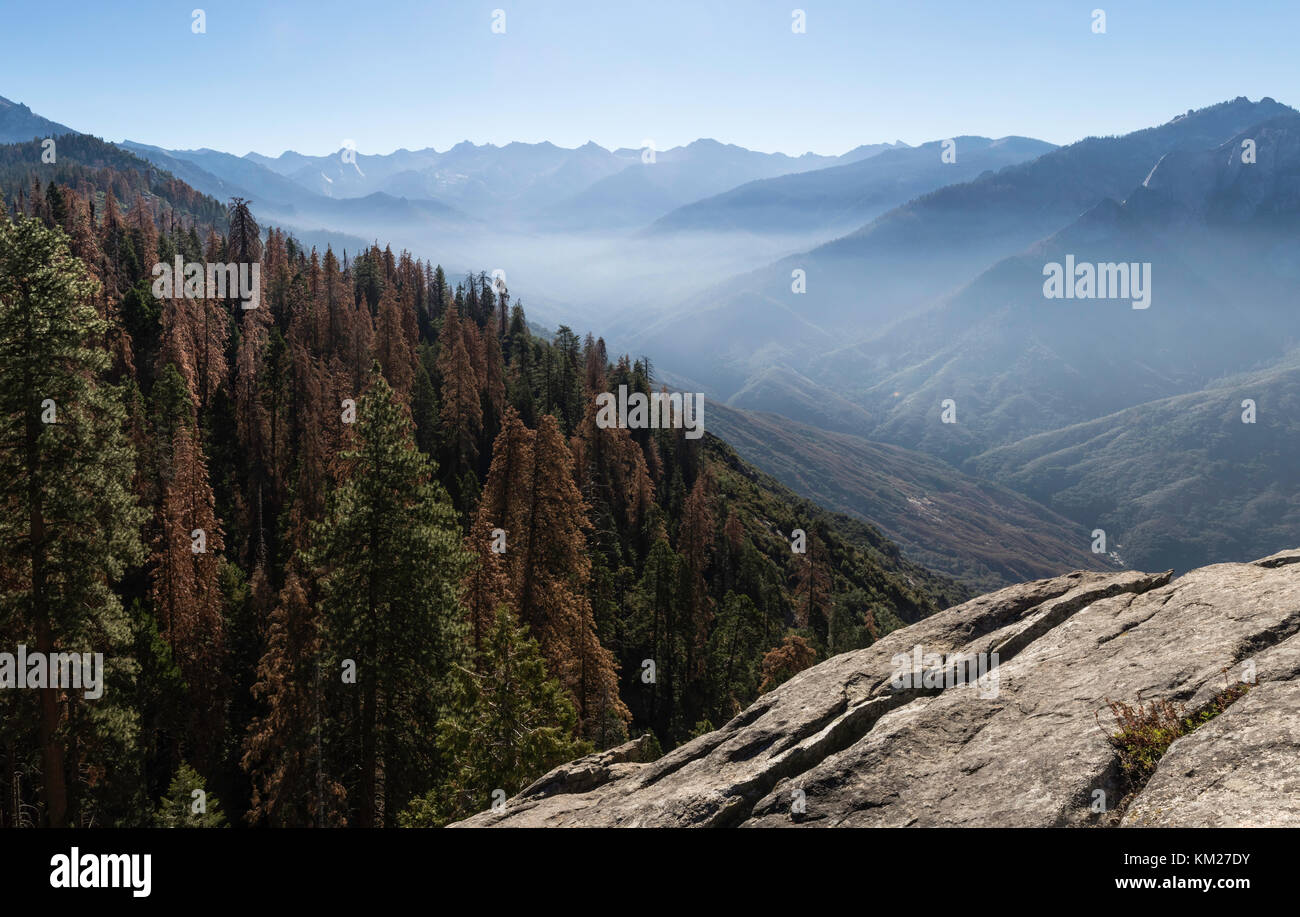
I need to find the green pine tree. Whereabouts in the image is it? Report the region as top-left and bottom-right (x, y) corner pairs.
(401, 605), (588, 827)
(629, 538), (687, 745)
(308, 364), (469, 827)
(0, 214), (146, 827)
(411, 361), (440, 456)
(154, 761), (228, 827)
(706, 592), (766, 723)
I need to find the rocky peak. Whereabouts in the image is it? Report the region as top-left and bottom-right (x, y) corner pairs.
(1134, 113), (1300, 223)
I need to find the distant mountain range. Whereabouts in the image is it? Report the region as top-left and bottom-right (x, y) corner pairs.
(93, 116), (1051, 340)
(9, 88), (1296, 579)
(121, 132), (1056, 245)
(127, 136), (911, 232)
(634, 96), (1294, 395)
(110, 127), (1013, 330)
(649, 136), (1056, 237)
(118, 140), (472, 232)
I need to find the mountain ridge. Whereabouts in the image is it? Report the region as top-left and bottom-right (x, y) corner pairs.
(0, 94), (74, 144)
(648, 135), (1055, 236)
(633, 96), (1298, 400)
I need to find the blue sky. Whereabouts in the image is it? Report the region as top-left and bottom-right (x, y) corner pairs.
(4, 0), (1297, 156)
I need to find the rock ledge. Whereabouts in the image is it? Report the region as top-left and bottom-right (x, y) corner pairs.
(455, 551), (1300, 827)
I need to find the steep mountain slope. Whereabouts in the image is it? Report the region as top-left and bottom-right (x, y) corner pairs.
(0, 94), (73, 144)
(457, 549), (1300, 827)
(0, 98), (385, 256)
(649, 136), (1053, 236)
(0, 134), (227, 228)
(968, 355), (1300, 574)
(0, 133), (373, 256)
(698, 433), (971, 618)
(120, 141), (338, 214)
(839, 111), (1300, 464)
(722, 363), (875, 434)
(707, 402), (1111, 590)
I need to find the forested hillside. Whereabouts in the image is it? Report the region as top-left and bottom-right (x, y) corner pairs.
(0, 148), (963, 828)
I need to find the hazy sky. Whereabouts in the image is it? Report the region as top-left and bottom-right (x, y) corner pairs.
(5, 0), (1297, 156)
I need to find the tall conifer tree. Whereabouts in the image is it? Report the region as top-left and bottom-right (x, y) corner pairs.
(308, 365), (469, 827)
(0, 215), (146, 826)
